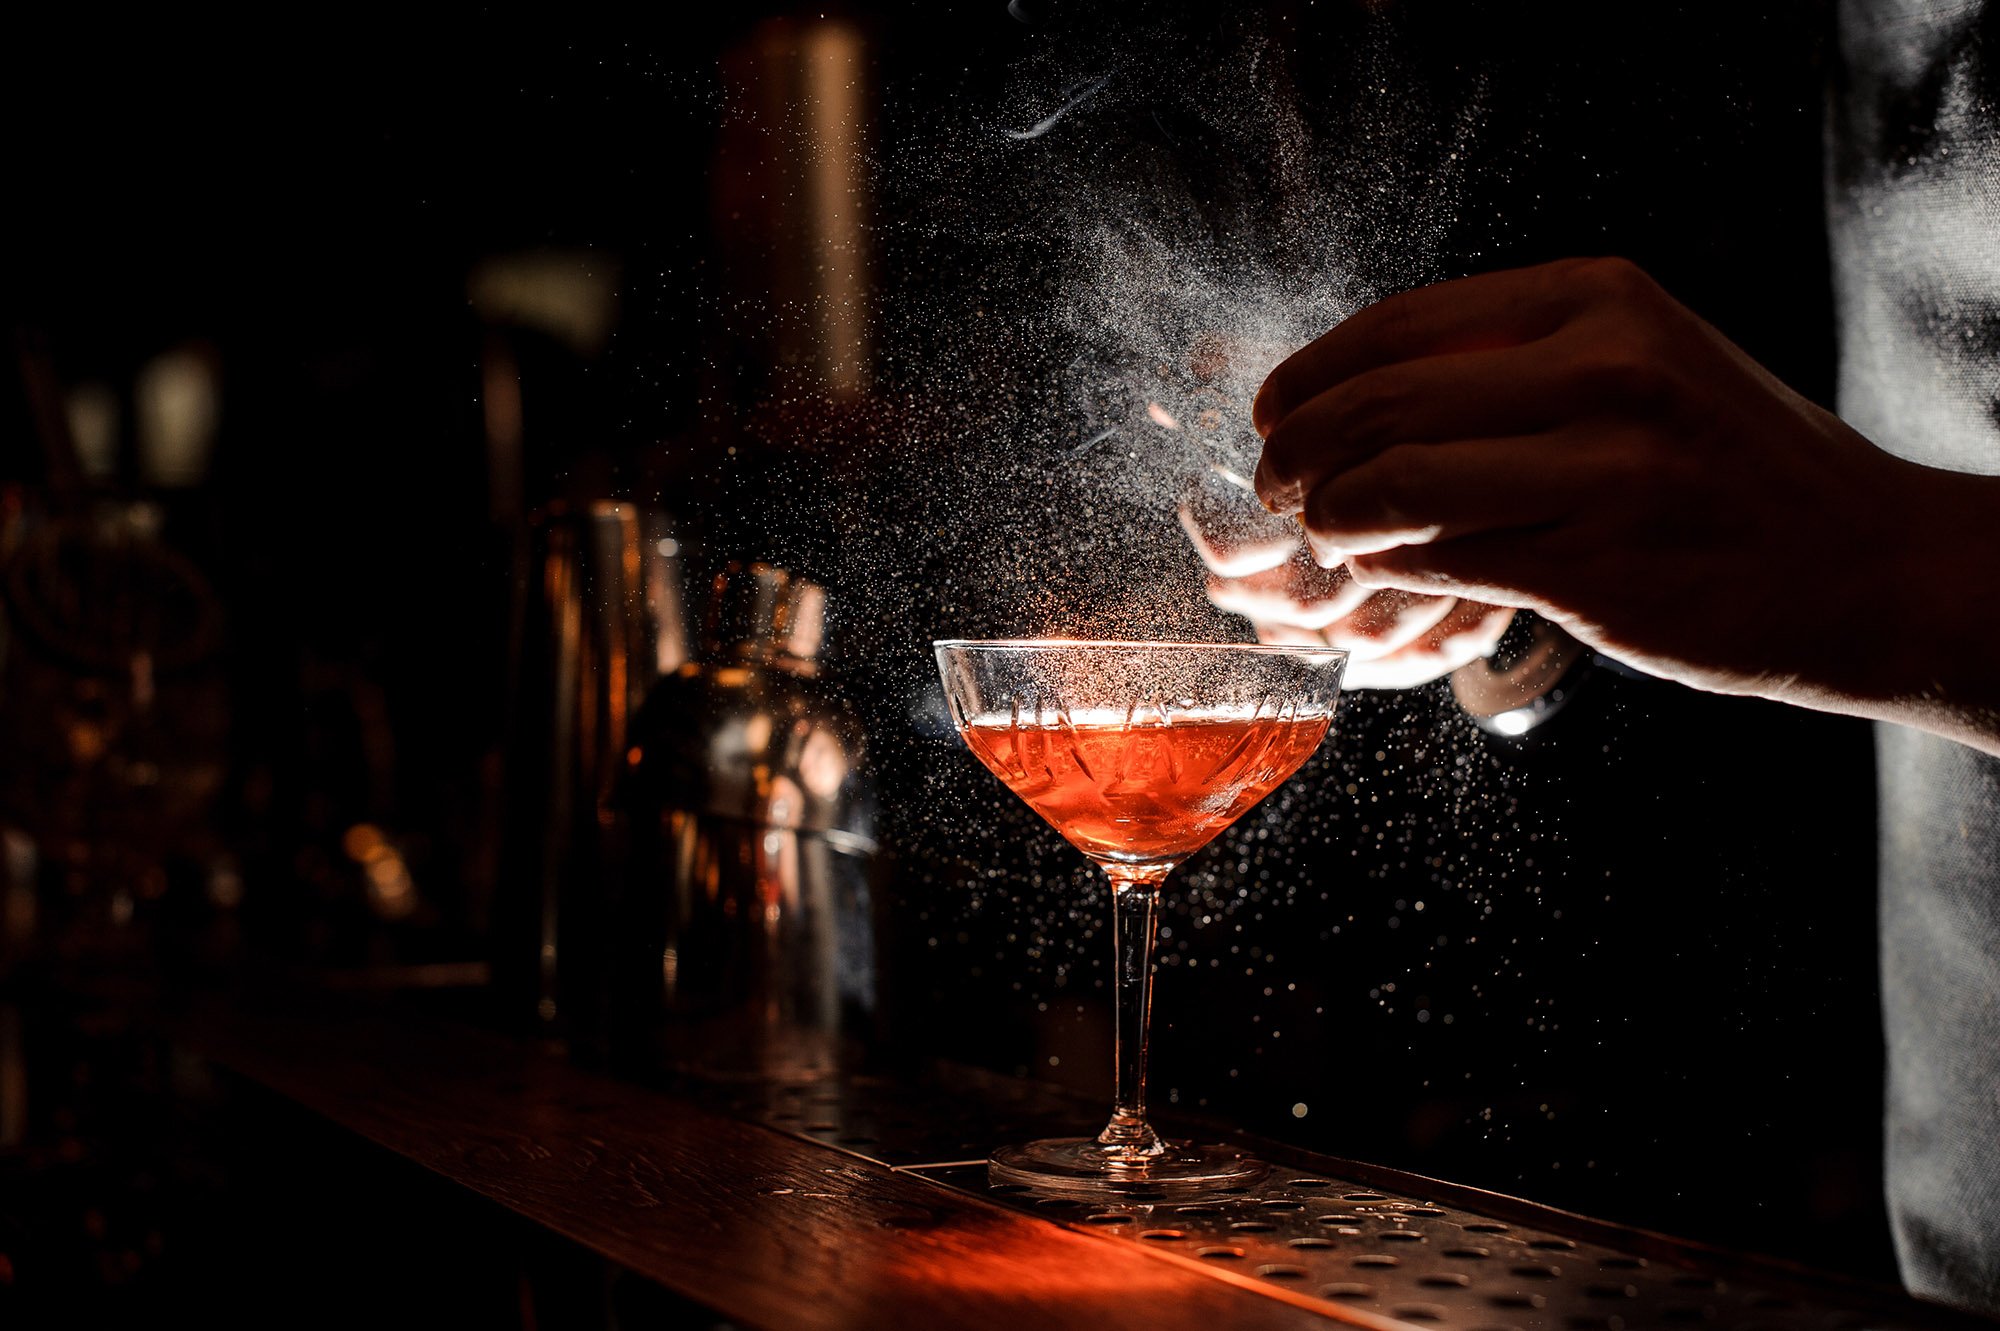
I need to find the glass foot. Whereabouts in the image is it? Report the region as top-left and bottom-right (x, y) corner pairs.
(989, 1137), (1267, 1199)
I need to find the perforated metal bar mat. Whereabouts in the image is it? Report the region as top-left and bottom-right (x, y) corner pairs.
(697, 1068), (1991, 1331)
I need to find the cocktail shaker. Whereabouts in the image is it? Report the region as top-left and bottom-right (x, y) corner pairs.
(612, 563), (877, 1080)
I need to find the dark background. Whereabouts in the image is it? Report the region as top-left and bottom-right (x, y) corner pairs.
(1, 0), (1891, 1314)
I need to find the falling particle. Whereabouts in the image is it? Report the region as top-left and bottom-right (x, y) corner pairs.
(1291, 1102), (1309, 1118)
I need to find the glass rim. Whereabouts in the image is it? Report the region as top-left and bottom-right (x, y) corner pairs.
(932, 637), (1348, 661)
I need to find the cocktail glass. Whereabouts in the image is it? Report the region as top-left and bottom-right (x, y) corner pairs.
(932, 639), (1347, 1195)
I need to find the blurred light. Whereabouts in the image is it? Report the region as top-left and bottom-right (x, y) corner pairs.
(785, 582), (826, 661)
(479, 331), (523, 522)
(798, 727), (847, 799)
(468, 251), (621, 355)
(802, 20), (870, 399)
(364, 849), (417, 920)
(135, 347), (220, 486)
(1490, 708), (1535, 737)
(64, 383), (119, 480)
(342, 823), (387, 862)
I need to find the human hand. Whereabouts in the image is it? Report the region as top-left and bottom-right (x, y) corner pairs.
(1178, 466), (1514, 690)
(1250, 256), (2000, 741)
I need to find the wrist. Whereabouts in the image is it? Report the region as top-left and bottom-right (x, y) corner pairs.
(1875, 464), (2000, 752)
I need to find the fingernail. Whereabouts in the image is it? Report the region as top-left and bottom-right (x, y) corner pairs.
(1304, 525), (1345, 569)
(1250, 389), (1276, 438)
(1255, 467), (1302, 516)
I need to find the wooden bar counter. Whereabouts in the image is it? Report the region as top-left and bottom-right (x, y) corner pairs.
(159, 993), (1992, 1331)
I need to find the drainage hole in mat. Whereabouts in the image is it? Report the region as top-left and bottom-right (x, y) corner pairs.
(1217, 1186), (1252, 1195)
(1082, 1214), (1132, 1225)
(1392, 1304), (1447, 1321)
(1259, 1264), (1310, 1281)
(1321, 1283), (1374, 1300)
(1174, 1206), (1223, 1216)
(1493, 1293), (1549, 1310)
(1380, 1230), (1426, 1242)
(1421, 1274), (1472, 1289)
(1259, 1200), (1306, 1211)
(1599, 1256), (1647, 1270)
(1292, 1178), (1333, 1188)
(1139, 1230), (1187, 1241)
(1034, 1198), (1085, 1210)
(1511, 1263), (1562, 1279)
(1353, 1254), (1400, 1268)
(1197, 1247), (1245, 1260)
(1444, 1247), (1492, 1259)
(1673, 1276), (1721, 1291)
(1319, 1223), (1363, 1235)
(1404, 1206), (1447, 1216)
(989, 1184), (1030, 1194)
(1229, 1221), (1276, 1232)
(1587, 1284), (1638, 1300)
(1344, 1192), (1387, 1201)
(1463, 1222), (1510, 1233)
(1289, 1237), (1336, 1249)
(1531, 1238), (1578, 1251)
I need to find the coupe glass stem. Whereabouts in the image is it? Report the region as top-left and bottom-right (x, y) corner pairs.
(1096, 862), (1174, 1159)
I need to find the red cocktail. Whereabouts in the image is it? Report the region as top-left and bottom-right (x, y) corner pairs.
(934, 640), (1347, 1195)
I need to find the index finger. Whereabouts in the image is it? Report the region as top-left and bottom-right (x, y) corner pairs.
(1252, 260), (1592, 437)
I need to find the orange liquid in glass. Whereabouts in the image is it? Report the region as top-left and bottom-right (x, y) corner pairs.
(959, 712), (1330, 866)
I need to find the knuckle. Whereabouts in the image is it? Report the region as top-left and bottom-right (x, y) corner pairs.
(1577, 255), (1657, 301)
(1579, 344), (1671, 412)
(1364, 290), (1417, 346)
